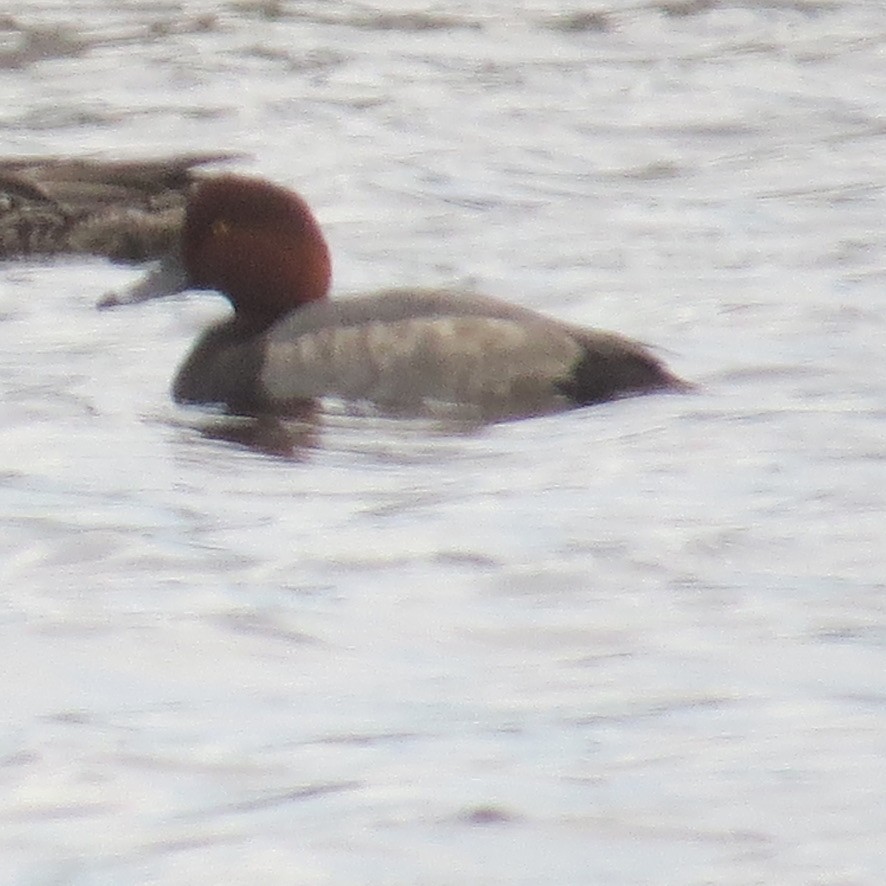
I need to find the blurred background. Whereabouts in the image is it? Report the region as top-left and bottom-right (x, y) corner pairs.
(1, 2), (884, 883)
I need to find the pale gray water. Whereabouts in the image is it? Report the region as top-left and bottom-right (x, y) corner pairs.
(1, 1), (885, 883)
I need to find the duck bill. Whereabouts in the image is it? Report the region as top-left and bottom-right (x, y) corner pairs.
(97, 254), (189, 309)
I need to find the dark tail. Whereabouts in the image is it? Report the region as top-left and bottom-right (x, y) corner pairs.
(557, 339), (691, 406)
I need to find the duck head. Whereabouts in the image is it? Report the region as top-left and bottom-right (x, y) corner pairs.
(99, 175), (332, 325)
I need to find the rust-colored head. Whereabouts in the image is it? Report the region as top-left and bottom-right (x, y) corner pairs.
(182, 175), (332, 324)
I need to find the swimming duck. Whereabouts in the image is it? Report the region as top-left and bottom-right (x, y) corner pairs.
(0, 153), (237, 262)
(101, 174), (689, 420)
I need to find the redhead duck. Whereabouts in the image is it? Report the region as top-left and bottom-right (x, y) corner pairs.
(101, 174), (689, 420)
(0, 153), (237, 261)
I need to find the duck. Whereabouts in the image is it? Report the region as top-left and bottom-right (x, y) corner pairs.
(100, 174), (690, 421)
(0, 153), (237, 262)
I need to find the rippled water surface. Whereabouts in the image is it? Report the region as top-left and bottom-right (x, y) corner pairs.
(2, 1), (885, 883)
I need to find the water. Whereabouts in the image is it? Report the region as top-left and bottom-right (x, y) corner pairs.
(2, 1), (885, 883)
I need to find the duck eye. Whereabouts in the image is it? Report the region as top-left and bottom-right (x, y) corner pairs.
(211, 219), (231, 238)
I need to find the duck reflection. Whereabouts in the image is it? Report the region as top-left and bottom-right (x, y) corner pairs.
(185, 403), (322, 460)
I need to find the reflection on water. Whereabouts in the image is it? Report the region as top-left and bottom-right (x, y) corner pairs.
(2, 1), (886, 884)
(185, 410), (324, 460)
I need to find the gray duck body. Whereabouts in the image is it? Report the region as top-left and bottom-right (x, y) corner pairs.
(173, 288), (684, 420)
